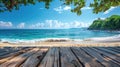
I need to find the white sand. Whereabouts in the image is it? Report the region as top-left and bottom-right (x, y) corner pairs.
(0, 35), (120, 47)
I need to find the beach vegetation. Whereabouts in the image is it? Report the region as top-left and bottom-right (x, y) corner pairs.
(88, 15), (120, 30)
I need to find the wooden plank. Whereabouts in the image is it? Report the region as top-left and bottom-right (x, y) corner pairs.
(96, 47), (120, 57)
(20, 48), (48, 67)
(0, 47), (19, 56)
(114, 47), (120, 50)
(0, 47), (32, 59)
(92, 47), (120, 65)
(81, 47), (120, 67)
(0, 47), (119, 67)
(38, 47), (60, 67)
(106, 47), (120, 53)
(0, 48), (39, 67)
(0, 47), (29, 58)
(0, 52), (10, 56)
(53, 47), (60, 67)
(60, 47), (83, 67)
(71, 47), (103, 67)
(0, 48), (32, 64)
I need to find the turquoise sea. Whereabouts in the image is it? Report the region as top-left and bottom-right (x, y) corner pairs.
(0, 28), (120, 43)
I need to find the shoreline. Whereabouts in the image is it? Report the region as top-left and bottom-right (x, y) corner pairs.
(0, 40), (120, 47)
(0, 35), (120, 47)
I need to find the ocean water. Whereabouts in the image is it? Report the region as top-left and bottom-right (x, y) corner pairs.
(0, 28), (120, 43)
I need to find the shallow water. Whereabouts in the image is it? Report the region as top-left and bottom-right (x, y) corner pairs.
(0, 28), (120, 43)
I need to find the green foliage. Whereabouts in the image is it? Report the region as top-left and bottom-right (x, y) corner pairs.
(88, 15), (120, 30)
(90, 0), (120, 14)
(0, 0), (52, 12)
(0, 0), (120, 15)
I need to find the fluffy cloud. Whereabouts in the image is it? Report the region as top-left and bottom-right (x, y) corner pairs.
(0, 20), (91, 29)
(0, 21), (13, 28)
(17, 23), (25, 28)
(63, 6), (71, 10)
(104, 7), (117, 14)
(29, 20), (90, 29)
(54, 6), (71, 13)
(81, 7), (92, 10)
(54, 6), (92, 13)
(54, 6), (62, 13)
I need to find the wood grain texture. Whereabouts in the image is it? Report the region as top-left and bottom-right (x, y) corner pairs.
(21, 48), (48, 67)
(0, 48), (31, 64)
(0, 48), (39, 67)
(71, 47), (103, 67)
(0, 47), (119, 67)
(81, 47), (119, 67)
(60, 47), (82, 67)
(38, 47), (60, 67)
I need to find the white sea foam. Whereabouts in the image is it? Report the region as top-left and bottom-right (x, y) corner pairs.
(0, 38), (75, 43)
(1, 34), (120, 43)
(84, 34), (120, 42)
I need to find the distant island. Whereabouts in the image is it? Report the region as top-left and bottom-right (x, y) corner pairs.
(88, 15), (120, 30)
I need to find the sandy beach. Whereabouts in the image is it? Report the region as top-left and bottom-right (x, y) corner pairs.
(0, 39), (120, 47)
(0, 34), (120, 47)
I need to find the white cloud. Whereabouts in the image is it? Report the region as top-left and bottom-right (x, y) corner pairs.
(54, 6), (63, 13)
(17, 23), (25, 28)
(63, 6), (71, 10)
(54, 6), (92, 13)
(54, 6), (71, 13)
(29, 20), (90, 29)
(81, 7), (92, 10)
(0, 21), (13, 28)
(104, 7), (117, 14)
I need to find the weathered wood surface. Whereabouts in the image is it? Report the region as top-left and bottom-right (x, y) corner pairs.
(21, 48), (48, 67)
(38, 47), (60, 67)
(0, 47), (32, 64)
(0, 47), (119, 67)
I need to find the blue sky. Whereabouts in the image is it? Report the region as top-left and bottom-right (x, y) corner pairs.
(0, 0), (120, 29)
